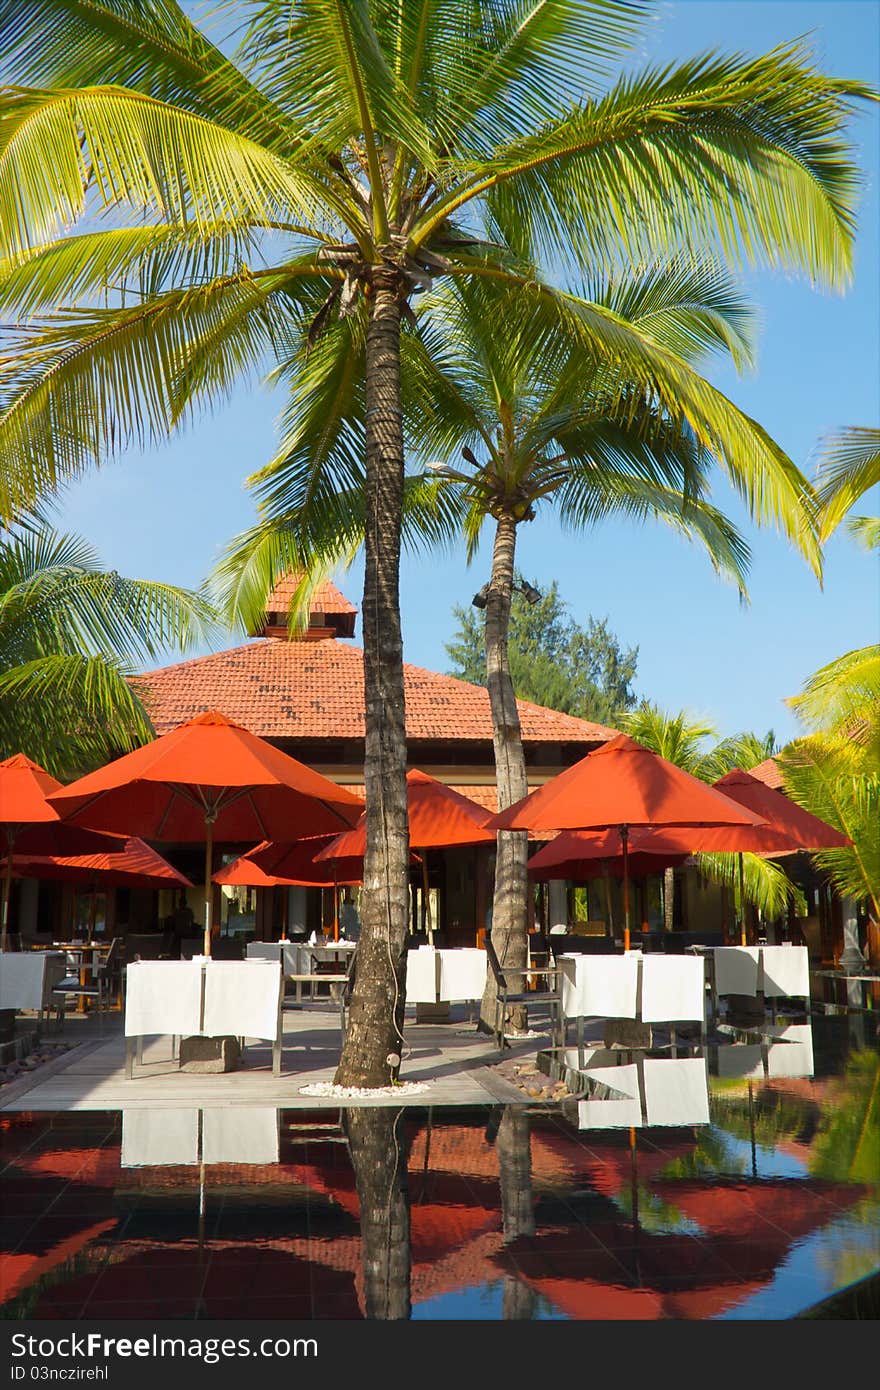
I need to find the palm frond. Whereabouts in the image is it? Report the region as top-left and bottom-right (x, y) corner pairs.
(786, 644), (880, 736)
(695, 851), (804, 917)
(0, 84), (346, 264)
(0, 263), (330, 518)
(814, 426), (880, 540)
(418, 44), (869, 289)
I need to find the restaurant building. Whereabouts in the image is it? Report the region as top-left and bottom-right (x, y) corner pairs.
(37, 577), (615, 949)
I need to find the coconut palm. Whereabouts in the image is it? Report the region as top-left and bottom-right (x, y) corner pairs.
(814, 427), (880, 547)
(0, 515), (215, 778)
(217, 259), (812, 1032)
(0, 1), (869, 1085)
(779, 645), (880, 923)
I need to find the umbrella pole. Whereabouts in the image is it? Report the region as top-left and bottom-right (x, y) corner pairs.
(602, 861), (614, 939)
(333, 868), (339, 942)
(738, 853), (747, 947)
(203, 817), (215, 957)
(421, 852), (433, 947)
(1, 831), (14, 952)
(621, 826), (631, 950)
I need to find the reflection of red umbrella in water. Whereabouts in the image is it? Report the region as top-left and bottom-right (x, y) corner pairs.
(318, 769), (495, 942)
(0, 754), (119, 949)
(48, 712), (363, 955)
(493, 735), (764, 947)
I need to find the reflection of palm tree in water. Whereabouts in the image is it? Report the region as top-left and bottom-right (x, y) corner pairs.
(345, 1108), (411, 1320)
(493, 1107), (536, 1320)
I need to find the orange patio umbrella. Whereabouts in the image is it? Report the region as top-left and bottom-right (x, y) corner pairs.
(0, 754), (119, 950)
(316, 768), (495, 942)
(4, 837), (192, 891)
(215, 836), (364, 888)
(47, 712), (363, 955)
(492, 734), (764, 948)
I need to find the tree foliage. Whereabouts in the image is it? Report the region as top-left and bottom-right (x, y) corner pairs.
(445, 578), (637, 726)
(0, 515), (215, 778)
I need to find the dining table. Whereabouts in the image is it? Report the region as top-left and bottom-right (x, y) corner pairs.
(52, 941), (112, 1011)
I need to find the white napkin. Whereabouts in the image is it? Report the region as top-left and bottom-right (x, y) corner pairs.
(124, 960), (203, 1037)
(640, 954), (705, 1023)
(202, 960), (281, 1040)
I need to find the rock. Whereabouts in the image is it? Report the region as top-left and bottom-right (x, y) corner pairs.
(178, 1035), (241, 1073)
(603, 1018), (653, 1050)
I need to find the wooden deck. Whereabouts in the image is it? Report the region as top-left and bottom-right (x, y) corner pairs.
(0, 1002), (540, 1110)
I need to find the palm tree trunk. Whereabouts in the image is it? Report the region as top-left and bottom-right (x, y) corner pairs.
(663, 865), (675, 934)
(345, 1108), (411, 1319)
(496, 1106), (536, 1319)
(480, 514), (529, 1035)
(335, 268), (410, 1087)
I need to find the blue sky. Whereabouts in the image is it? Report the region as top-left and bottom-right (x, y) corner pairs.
(54, 1), (879, 743)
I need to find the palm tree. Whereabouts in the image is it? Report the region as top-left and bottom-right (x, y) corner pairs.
(0, 1), (869, 1085)
(0, 515), (215, 778)
(779, 645), (880, 924)
(619, 702), (801, 930)
(397, 264), (790, 1028)
(814, 427), (880, 547)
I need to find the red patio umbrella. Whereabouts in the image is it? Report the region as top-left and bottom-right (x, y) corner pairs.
(47, 712), (363, 955)
(0, 754), (120, 950)
(528, 827), (691, 881)
(215, 836), (363, 888)
(316, 769), (495, 942)
(4, 837), (192, 891)
(492, 734), (764, 948)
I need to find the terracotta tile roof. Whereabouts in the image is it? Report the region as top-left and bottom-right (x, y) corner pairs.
(749, 757), (784, 790)
(134, 638), (617, 748)
(266, 576), (357, 617)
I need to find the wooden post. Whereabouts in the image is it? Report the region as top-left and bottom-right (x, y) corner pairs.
(621, 825), (631, 951)
(202, 819), (214, 957)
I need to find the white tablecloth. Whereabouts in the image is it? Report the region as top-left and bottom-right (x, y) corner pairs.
(247, 940), (302, 975)
(559, 953), (639, 1019)
(121, 1108), (280, 1167)
(765, 1023), (814, 1078)
(760, 946), (810, 998)
(437, 948), (486, 1002)
(643, 1057), (710, 1126)
(124, 961), (204, 1037)
(713, 946), (761, 996)
(640, 954), (706, 1023)
(576, 1057), (709, 1129)
(716, 1044), (765, 1079)
(202, 960), (282, 1040)
(405, 946), (439, 1004)
(0, 951), (66, 1011)
(121, 1109), (200, 1167)
(201, 1108), (280, 1165)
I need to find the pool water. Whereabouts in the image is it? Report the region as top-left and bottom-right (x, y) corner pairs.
(1, 1016), (877, 1321)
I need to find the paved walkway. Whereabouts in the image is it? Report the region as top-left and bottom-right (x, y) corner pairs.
(0, 1003), (552, 1111)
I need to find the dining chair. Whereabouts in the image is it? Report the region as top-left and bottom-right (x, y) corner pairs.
(52, 937), (121, 1034)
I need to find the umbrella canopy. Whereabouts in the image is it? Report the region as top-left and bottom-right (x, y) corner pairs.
(316, 768), (495, 860)
(4, 837), (192, 891)
(494, 735), (765, 835)
(214, 837), (363, 888)
(527, 827), (690, 881)
(316, 769), (494, 943)
(0, 754), (120, 948)
(48, 711), (363, 954)
(492, 734), (764, 946)
(712, 767), (851, 850)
